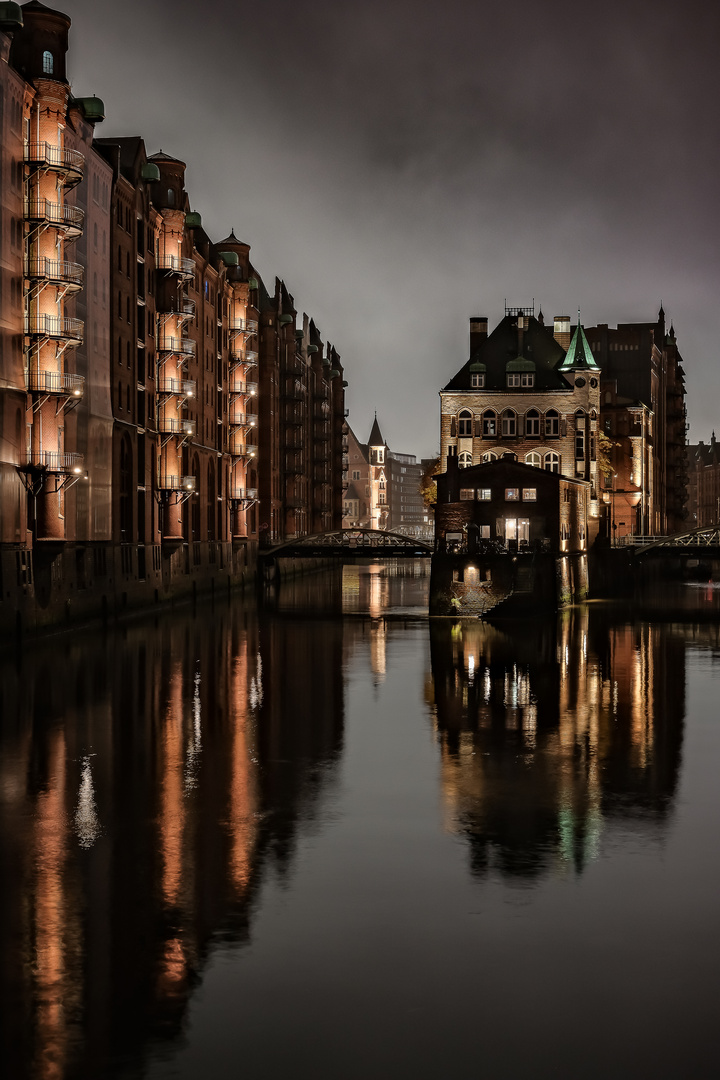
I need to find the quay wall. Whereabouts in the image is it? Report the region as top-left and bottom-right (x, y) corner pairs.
(0, 540), (259, 639)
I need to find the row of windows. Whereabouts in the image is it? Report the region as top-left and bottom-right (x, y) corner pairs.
(456, 408), (562, 438)
(460, 487), (537, 502)
(470, 373), (535, 388)
(458, 450), (561, 472)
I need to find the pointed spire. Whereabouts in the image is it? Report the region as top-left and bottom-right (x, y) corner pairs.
(368, 411), (384, 447)
(559, 310), (600, 371)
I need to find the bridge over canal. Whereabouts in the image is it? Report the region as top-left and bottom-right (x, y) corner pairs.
(260, 528), (434, 562)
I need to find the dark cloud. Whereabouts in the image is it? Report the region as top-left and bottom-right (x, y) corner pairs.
(64, 0), (720, 453)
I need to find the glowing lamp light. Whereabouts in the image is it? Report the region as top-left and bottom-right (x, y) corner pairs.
(73, 466), (82, 474)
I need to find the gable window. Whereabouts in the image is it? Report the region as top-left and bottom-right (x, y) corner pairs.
(545, 451), (560, 473)
(545, 410), (560, 437)
(471, 373), (485, 388)
(525, 409), (540, 436)
(501, 410), (516, 437)
(458, 452), (473, 469)
(458, 409), (473, 437)
(42, 51), (54, 75)
(521, 373), (534, 387)
(482, 411), (496, 437)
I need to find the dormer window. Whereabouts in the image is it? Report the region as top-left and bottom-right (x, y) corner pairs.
(506, 359), (535, 388)
(42, 51), (54, 75)
(471, 373), (485, 388)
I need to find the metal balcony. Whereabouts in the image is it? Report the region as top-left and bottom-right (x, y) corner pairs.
(239, 381), (258, 396)
(156, 254), (195, 278)
(157, 417), (196, 437)
(157, 377), (196, 398)
(231, 441), (258, 458)
(231, 486), (258, 501)
(25, 257), (84, 289)
(25, 142), (85, 185)
(25, 370), (85, 397)
(27, 450), (84, 473)
(157, 474), (196, 491)
(25, 313), (84, 344)
(24, 198), (84, 236)
(157, 336), (197, 357)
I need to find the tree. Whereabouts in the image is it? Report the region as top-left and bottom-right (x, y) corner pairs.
(420, 455), (440, 509)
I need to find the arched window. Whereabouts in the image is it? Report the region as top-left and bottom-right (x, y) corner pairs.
(167, 188), (175, 207)
(482, 410), (496, 437)
(545, 409), (560, 437)
(525, 451), (542, 468)
(458, 409), (473, 437)
(458, 452), (473, 469)
(42, 51), (54, 75)
(525, 409), (540, 436)
(545, 451), (560, 473)
(501, 410), (516, 437)
(482, 450), (497, 463)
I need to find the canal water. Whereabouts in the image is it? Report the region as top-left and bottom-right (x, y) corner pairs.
(1, 563), (719, 1079)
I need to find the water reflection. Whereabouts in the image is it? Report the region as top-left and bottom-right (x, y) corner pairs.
(0, 600), (343, 1079)
(0, 570), (711, 1079)
(428, 608), (685, 879)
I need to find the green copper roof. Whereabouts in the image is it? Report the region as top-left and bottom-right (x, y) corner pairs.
(0, 3), (23, 28)
(560, 319), (600, 371)
(218, 250), (238, 266)
(506, 357), (535, 372)
(73, 96), (105, 122)
(140, 162), (161, 182)
(185, 211), (202, 229)
(468, 361), (486, 373)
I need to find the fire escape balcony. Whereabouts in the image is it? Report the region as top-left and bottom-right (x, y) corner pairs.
(25, 370), (84, 398)
(282, 378), (305, 400)
(230, 484), (258, 501)
(157, 474), (196, 492)
(24, 142), (85, 186)
(26, 450), (84, 474)
(156, 254), (195, 278)
(284, 451), (304, 474)
(24, 198), (84, 237)
(231, 381), (257, 397)
(230, 440), (258, 459)
(229, 317), (258, 334)
(157, 336), (197, 358)
(25, 257), (84, 290)
(157, 416), (196, 437)
(229, 413), (256, 431)
(157, 377), (196, 398)
(25, 314), (84, 345)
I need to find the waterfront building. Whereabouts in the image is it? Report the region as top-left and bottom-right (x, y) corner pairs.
(342, 415), (432, 537)
(688, 435), (720, 527)
(583, 308), (687, 537)
(0, 1), (346, 633)
(440, 304), (688, 545)
(439, 307), (602, 545)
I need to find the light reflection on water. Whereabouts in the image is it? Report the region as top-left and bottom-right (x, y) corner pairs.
(0, 566), (719, 1079)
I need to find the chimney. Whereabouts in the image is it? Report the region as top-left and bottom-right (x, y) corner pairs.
(553, 315), (571, 349)
(469, 316), (488, 355)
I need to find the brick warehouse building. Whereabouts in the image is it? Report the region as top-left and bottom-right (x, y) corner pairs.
(440, 305), (687, 544)
(0, 2), (345, 633)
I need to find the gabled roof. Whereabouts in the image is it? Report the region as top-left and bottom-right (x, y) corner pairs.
(367, 413), (384, 447)
(443, 314), (572, 392)
(559, 318), (600, 371)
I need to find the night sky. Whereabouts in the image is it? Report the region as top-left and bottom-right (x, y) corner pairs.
(61, 0), (720, 458)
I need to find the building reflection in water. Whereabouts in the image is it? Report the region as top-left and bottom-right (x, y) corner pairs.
(0, 597), (343, 1079)
(428, 607), (686, 880)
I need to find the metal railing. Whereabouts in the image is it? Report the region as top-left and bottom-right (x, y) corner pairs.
(25, 142), (85, 177)
(231, 486), (258, 500)
(25, 370), (85, 396)
(230, 440), (258, 458)
(157, 474), (196, 491)
(157, 377), (196, 397)
(25, 257), (84, 286)
(27, 450), (84, 472)
(157, 336), (196, 357)
(156, 254), (195, 276)
(157, 417), (196, 436)
(229, 317), (258, 333)
(24, 199), (84, 231)
(25, 314), (84, 341)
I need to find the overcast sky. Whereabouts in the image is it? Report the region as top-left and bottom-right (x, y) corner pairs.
(61, 0), (720, 458)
